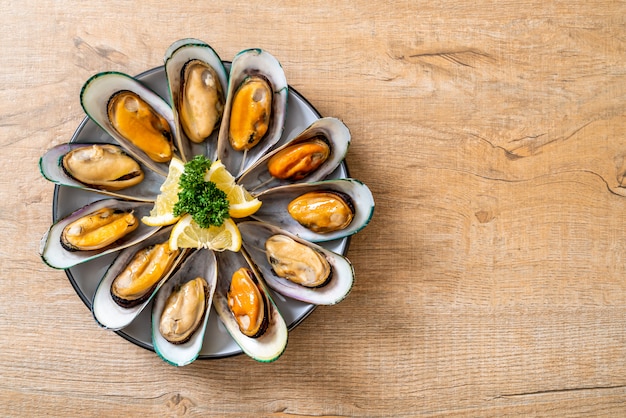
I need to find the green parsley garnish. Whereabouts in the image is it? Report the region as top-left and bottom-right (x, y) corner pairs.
(173, 155), (230, 228)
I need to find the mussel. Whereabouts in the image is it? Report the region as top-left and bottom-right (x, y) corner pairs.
(60, 207), (138, 252)
(164, 39), (229, 163)
(179, 60), (225, 143)
(107, 90), (174, 163)
(236, 117), (350, 194)
(41, 199), (159, 269)
(213, 248), (288, 362)
(251, 179), (374, 243)
(61, 144), (144, 191)
(227, 267), (270, 338)
(267, 138), (330, 180)
(239, 222), (354, 305)
(150, 247), (217, 365)
(228, 76), (272, 151)
(287, 191), (354, 233)
(216, 48), (288, 176)
(159, 277), (209, 344)
(265, 234), (331, 288)
(110, 242), (181, 308)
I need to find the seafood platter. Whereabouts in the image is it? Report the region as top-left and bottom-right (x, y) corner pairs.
(39, 39), (374, 365)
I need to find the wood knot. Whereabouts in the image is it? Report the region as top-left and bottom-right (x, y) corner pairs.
(166, 393), (195, 414)
(475, 210), (495, 224)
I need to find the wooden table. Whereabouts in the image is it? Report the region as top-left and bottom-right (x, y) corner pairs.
(2, 1), (626, 416)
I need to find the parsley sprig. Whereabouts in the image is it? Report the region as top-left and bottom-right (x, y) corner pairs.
(173, 155), (230, 228)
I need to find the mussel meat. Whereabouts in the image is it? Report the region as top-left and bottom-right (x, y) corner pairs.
(228, 76), (272, 151)
(287, 191), (354, 233)
(267, 138), (330, 180)
(159, 277), (208, 344)
(107, 90), (174, 162)
(265, 234), (331, 288)
(61, 144), (144, 191)
(110, 242), (181, 308)
(61, 207), (138, 252)
(179, 60), (225, 143)
(227, 267), (269, 338)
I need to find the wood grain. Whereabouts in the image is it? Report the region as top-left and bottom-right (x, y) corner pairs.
(2, 0), (626, 416)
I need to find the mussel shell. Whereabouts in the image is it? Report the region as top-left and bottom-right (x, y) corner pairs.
(265, 234), (332, 288)
(251, 178), (375, 242)
(164, 39), (228, 162)
(217, 48), (288, 177)
(152, 248), (217, 366)
(40, 143), (164, 202)
(239, 221), (354, 305)
(238, 117), (350, 194)
(39, 198), (160, 269)
(92, 226), (188, 331)
(80, 71), (176, 176)
(213, 248), (288, 362)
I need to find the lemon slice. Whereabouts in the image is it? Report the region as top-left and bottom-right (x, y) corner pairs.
(169, 214), (242, 252)
(205, 160), (262, 218)
(141, 157), (185, 226)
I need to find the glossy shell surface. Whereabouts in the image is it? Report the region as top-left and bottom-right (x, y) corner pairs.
(238, 117), (350, 194)
(239, 221), (354, 305)
(40, 198), (160, 269)
(152, 248), (218, 366)
(91, 226), (188, 331)
(217, 48), (288, 177)
(213, 249), (288, 362)
(40, 143), (163, 202)
(80, 71), (176, 176)
(251, 178), (375, 242)
(165, 38), (228, 163)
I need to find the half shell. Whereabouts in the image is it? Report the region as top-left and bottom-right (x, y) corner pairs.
(39, 198), (160, 269)
(217, 48), (288, 177)
(39, 143), (164, 202)
(238, 117), (350, 194)
(80, 71), (176, 176)
(239, 221), (354, 305)
(164, 39), (228, 162)
(251, 178), (375, 242)
(152, 248), (217, 366)
(213, 248), (288, 362)
(91, 226), (188, 331)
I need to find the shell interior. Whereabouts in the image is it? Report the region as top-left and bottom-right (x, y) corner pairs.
(217, 48), (288, 177)
(39, 143), (164, 202)
(40, 198), (160, 270)
(91, 226), (189, 331)
(239, 221), (354, 305)
(252, 178), (375, 242)
(80, 71), (176, 176)
(164, 39), (228, 163)
(213, 248), (288, 362)
(151, 248), (218, 366)
(237, 117), (351, 194)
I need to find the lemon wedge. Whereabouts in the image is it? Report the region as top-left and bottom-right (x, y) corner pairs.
(205, 160), (262, 218)
(169, 214), (242, 252)
(141, 157), (185, 226)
